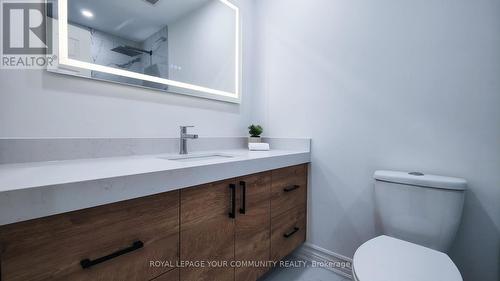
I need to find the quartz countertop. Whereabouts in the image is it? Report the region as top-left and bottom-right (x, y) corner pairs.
(0, 149), (309, 192)
(0, 147), (310, 225)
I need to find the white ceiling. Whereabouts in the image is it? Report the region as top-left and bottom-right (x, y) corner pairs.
(68, 0), (212, 42)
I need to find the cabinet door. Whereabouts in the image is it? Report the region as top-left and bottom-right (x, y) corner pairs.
(235, 172), (272, 281)
(180, 180), (235, 281)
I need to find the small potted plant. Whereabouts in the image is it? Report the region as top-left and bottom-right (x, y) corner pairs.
(248, 124), (263, 143)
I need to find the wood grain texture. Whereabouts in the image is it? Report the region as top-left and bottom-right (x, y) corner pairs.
(271, 164), (308, 219)
(235, 172), (271, 281)
(0, 191), (180, 281)
(151, 268), (179, 281)
(270, 204), (307, 262)
(180, 180), (235, 281)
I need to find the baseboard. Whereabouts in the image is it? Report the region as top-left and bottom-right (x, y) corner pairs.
(293, 242), (353, 280)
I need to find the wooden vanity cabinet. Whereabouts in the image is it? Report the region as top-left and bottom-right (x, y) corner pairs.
(0, 164), (308, 281)
(0, 191), (180, 281)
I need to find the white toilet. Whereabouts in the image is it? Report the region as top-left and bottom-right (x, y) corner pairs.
(352, 170), (467, 281)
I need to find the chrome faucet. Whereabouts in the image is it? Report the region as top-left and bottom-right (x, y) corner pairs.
(179, 126), (198, 154)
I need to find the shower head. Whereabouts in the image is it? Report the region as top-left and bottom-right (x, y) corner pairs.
(111, 46), (152, 57)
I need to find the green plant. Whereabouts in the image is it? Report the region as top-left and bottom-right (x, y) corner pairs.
(248, 124), (263, 137)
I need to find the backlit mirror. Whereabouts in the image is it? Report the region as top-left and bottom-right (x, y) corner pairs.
(49, 0), (240, 103)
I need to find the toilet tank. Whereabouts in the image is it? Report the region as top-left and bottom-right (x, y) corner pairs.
(374, 170), (466, 252)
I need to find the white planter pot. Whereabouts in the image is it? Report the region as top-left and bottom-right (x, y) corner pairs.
(248, 137), (262, 143)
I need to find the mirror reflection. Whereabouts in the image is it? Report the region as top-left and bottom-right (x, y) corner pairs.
(58, 0), (238, 98)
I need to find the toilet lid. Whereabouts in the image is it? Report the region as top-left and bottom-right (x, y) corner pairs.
(353, 236), (462, 281)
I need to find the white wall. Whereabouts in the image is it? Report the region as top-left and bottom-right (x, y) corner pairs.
(253, 1), (500, 281)
(0, 0), (253, 138)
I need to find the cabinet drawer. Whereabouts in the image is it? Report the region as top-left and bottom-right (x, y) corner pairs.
(270, 205), (306, 261)
(0, 191), (179, 281)
(271, 164), (307, 218)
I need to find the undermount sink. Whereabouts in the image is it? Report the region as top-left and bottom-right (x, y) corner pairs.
(158, 153), (234, 162)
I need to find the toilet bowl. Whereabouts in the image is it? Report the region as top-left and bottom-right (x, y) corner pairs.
(352, 236), (462, 281)
(351, 170), (466, 281)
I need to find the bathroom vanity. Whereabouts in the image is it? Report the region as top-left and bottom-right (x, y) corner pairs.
(0, 138), (310, 281)
(0, 164), (307, 281)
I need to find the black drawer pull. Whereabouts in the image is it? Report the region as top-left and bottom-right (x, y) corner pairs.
(283, 185), (300, 192)
(239, 181), (246, 214)
(283, 227), (300, 238)
(229, 184), (236, 218)
(80, 240), (144, 269)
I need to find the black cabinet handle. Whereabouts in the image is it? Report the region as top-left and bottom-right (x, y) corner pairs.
(283, 185), (300, 192)
(283, 227), (300, 238)
(229, 184), (236, 218)
(80, 240), (144, 269)
(239, 181), (246, 214)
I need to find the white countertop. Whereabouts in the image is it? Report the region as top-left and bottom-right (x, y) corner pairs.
(0, 148), (310, 225)
(0, 149), (307, 192)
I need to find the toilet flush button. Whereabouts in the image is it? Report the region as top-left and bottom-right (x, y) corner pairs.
(409, 172), (424, 176)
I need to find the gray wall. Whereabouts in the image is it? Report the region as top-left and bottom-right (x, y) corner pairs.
(253, 0), (500, 280)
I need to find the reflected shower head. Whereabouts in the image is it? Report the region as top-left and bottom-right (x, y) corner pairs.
(111, 46), (152, 57)
(144, 0), (160, 5)
(111, 46), (142, 57)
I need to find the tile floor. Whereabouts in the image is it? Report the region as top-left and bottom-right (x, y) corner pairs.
(260, 264), (351, 281)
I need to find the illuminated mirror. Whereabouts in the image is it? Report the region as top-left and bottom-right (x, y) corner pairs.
(49, 0), (240, 103)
